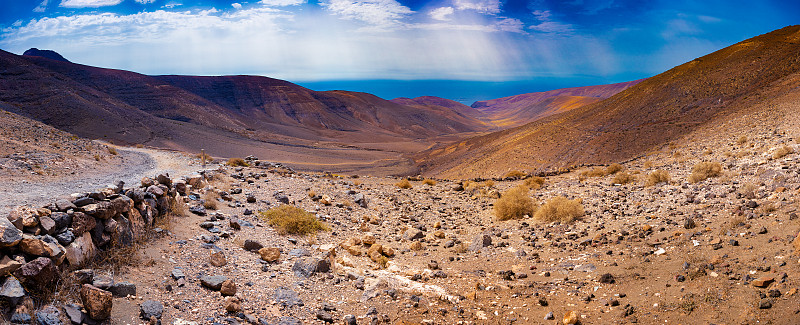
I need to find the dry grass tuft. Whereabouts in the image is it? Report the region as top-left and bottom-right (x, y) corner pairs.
(494, 185), (537, 221)
(422, 179), (437, 186)
(107, 147), (118, 155)
(606, 163), (624, 175)
(737, 136), (748, 145)
(533, 196), (584, 223)
(202, 191), (219, 210)
(773, 145), (794, 159)
(395, 179), (412, 189)
(612, 172), (636, 185)
(689, 162), (722, 183)
(643, 160), (654, 169)
(524, 176), (545, 189)
(227, 157), (249, 167)
(259, 205), (328, 236)
(580, 167), (608, 178)
(504, 170), (526, 180)
(645, 170), (670, 186)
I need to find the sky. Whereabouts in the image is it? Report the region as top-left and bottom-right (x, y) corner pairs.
(0, 0), (798, 103)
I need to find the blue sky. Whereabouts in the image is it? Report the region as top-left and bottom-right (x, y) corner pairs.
(0, 0), (798, 103)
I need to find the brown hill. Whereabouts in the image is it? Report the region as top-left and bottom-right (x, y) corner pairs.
(0, 49), (491, 175)
(471, 79), (643, 127)
(417, 25), (800, 178)
(391, 96), (492, 122)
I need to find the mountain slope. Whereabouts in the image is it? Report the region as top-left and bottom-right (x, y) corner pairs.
(417, 25), (800, 178)
(471, 79), (643, 127)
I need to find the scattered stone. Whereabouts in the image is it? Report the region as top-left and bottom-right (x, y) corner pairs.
(243, 239), (264, 252)
(752, 277), (774, 288)
(316, 309), (334, 323)
(293, 257), (330, 277)
(0, 276), (25, 304)
(684, 217), (696, 229)
(140, 300), (164, 320)
(468, 234), (492, 251)
(0, 217), (23, 247)
(220, 280), (237, 296)
(759, 298), (773, 309)
(273, 287), (304, 307)
(80, 284), (113, 320)
(544, 311), (554, 320)
(599, 273), (615, 284)
(0, 255), (23, 276)
(562, 310), (578, 325)
(200, 275), (228, 291)
(224, 296), (242, 313)
(404, 228), (424, 240)
(259, 247), (281, 262)
(210, 250), (227, 267)
(35, 305), (62, 325)
(109, 282), (136, 297)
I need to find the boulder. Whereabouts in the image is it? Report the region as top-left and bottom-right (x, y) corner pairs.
(110, 282), (137, 297)
(14, 257), (57, 290)
(65, 232), (97, 267)
(243, 239), (263, 252)
(0, 217), (23, 247)
(292, 257), (330, 277)
(354, 193), (368, 208)
(34, 305), (62, 325)
(156, 174), (172, 187)
(220, 280), (237, 296)
(200, 275), (227, 291)
(0, 276), (25, 304)
(468, 234), (492, 251)
(404, 228), (424, 240)
(0, 255), (23, 276)
(49, 212), (71, 230)
(259, 247), (281, 262)
(39, 215), (57, 235)
(210, 250), (227, 267)
(80, 284), (113, 320)
(8, 205), (38, 228)
(140, 300), (164, 320)
(55, 199), (77, 212)
(111, 195), (133, 214)
(71, 212), (96, 236)
(83, 201), (115, 220)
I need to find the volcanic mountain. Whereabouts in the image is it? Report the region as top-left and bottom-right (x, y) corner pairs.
(470, 79), (643, 128)
(417, 25), (800, 178)
(0, 49), (492, 175)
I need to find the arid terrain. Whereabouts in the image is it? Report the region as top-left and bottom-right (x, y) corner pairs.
(1, 25), (800, 325)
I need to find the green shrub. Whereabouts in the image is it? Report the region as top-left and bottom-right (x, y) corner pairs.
(259, 205), (328, 236)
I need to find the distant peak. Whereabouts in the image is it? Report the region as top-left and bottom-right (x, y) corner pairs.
(22, 48), (70, 63)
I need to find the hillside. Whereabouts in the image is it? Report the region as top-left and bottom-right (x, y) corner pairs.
(0, 49), (491, 175)
(470, 79), (643, 128)
(417, 25), (800, 178)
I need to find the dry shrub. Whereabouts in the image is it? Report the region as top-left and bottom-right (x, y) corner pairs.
(135, 144), (144, 148)
(580, 167), (607, 178)
(689, 162), (722, 183)
(464, 180), (494, 192)
(773, 145), (794, 159)
(504, 170), (526, 180)
(606, 163), (623, 175)
(196, 152), (212, 162)
(107, 147), (118, 155)
(643, 160), (654, 169)
(227, 157), (249, 167)
(259, 205), (328, 236)
(533, 196), (584, 223)
(395, 179), (412, 189)
(737, 136), (748, 145)
(524, 176), (545, 189)
(612, 172), (636, 185)
(422, 179), (437, 186)
(202, 191), (219, 210)
(645, 170), (670, 186)
(494, 185), (537, 221)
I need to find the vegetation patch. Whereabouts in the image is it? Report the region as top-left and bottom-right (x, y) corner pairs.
(504, 170), (526, 180)
(395, 179), (412, 189)
(773, 145), (794, 159)
(612, 172), (636, 185)
(534, 196), (584, 223)
(494, 185), (537, 221)
(645, 170), (670, 186)
(524, 176), (545, 189)
(259, 205), (328, 236)
(688, 162), (722, 183)
(422, 179), (437, 186)
(227, 157), (249, 167)
(606, 163), (623, 175)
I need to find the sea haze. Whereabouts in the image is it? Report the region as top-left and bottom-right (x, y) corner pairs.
(298, 77), (648, 105)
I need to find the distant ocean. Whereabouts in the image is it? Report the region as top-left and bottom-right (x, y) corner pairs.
(298, 76), (645, 105)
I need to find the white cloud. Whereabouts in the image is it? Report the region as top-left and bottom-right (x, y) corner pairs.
(322, 0), (412, 27)
(453, 0), (500, 14)
(529, 9), (573, 34)
(33, 0), (49, 12)
(232, 3), (242, 9)
(59, 0), (123, 8)
(162, 2), (181, 8)
(260, 0), (306, 6)
(429, 7), (453, 21)
(135, 0), (156, 4)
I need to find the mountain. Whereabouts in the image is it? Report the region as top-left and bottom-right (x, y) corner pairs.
(22, 48), (70, 62)
(417, 25), (800, 178)
(390, 96), (492, 124)
(0, 48), (491, 175)
(470, 80), (643, 127)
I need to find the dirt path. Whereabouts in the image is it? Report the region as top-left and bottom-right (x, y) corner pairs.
(0, 144), (203, 215)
